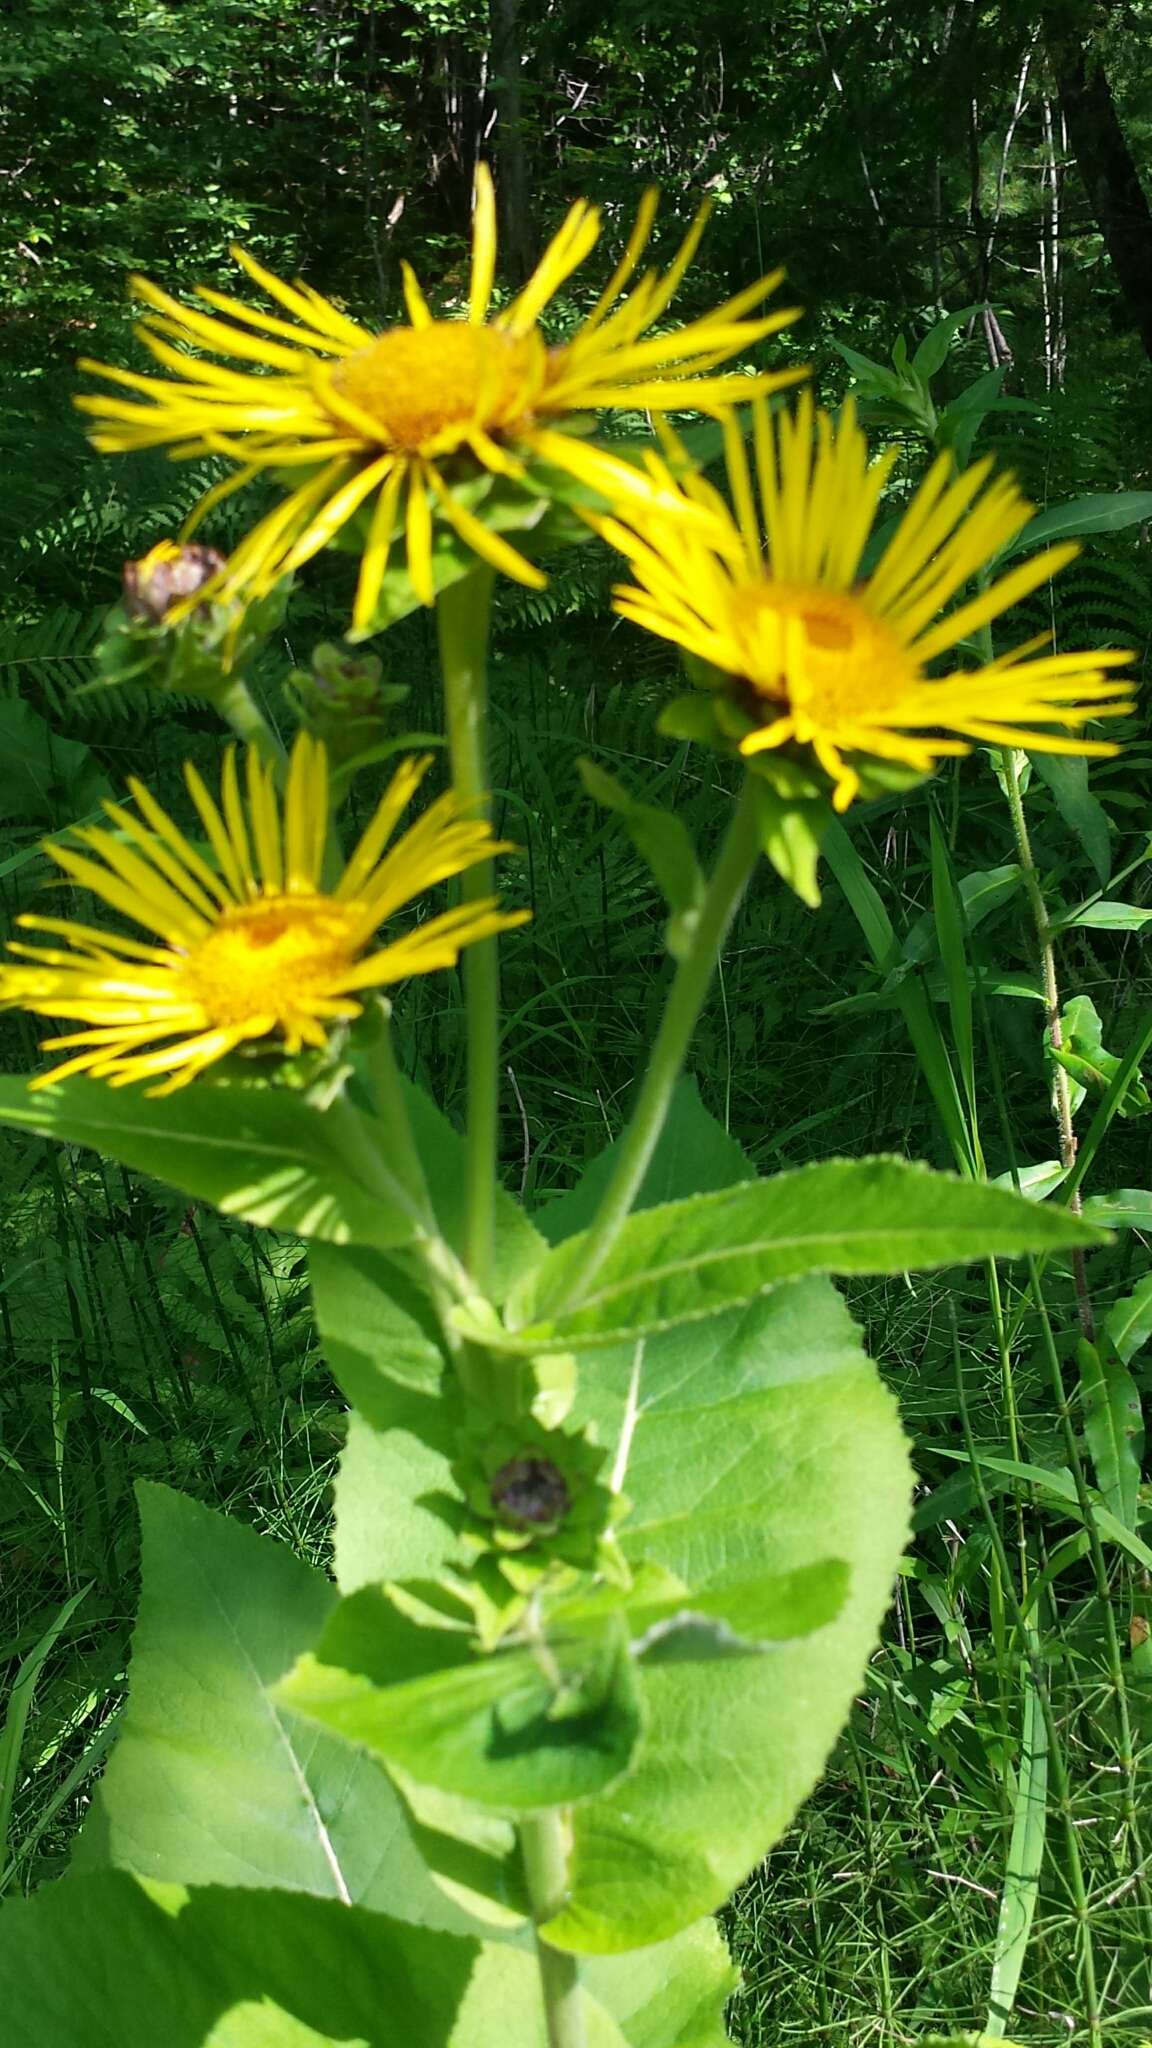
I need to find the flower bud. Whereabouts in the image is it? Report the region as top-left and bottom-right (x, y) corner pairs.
(122, 540), (227, 624)
(490, 1455), (571, 1532)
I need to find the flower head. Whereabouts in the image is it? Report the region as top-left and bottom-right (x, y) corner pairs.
(0, 733), (526, 1093)
(123, 539), (227, 623)
(76, 170), (801, 623)
(597, 394), (1134, 810)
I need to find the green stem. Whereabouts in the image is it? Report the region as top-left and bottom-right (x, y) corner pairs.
(519, 1811), (585, 2048)
(438, 568), (499, 1294)
(999, 745), (1094, 1338)
(544, 774), (762, 1317)
(214, 675), (285, 767)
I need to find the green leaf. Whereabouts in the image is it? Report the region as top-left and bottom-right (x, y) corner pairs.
(986, 1655), (1047, 2039)
(310, 1243), (447, 1411)
(0, 696), (110, 824)
(1084, 1189), (1152, 1231)
(276, 1588), (645, 1812)
(578, 758), (705, 957)
(0, 1871), (634, 2046)
(73, 1486), (487, 1933)
(584, 1916), (738, 2048)
(0, 1583), (90, 1867)
(1051, 994), (1151, 1118)
(989, 1161), (1066, 1202)
(1104, 1269), (1152, 1358)
(823, 820), (973, 1172)
(911, 303), (987, 380)
(1054, 899), (1152, 932)
(935, 1451), (1152, 1572)
(334, 1404), (461, 1594)
(929, 814), (976, 1131)
(903, 864), (1022, 965)
(544, 1271), (911, 1951)
(996, 490), (1152, 563)
(400, 1079), (546, 1303)
(536, 1076), (754, 1247)
(1029, 754), (1112, 886)
(313, 1088), (912, 1953)
(1077, 1340), (1144, 1531)
(832, 340), (909, 401)
(0, 1077), (417, 1250)
(508, 1160), (1107, 1353)
(749, 771), (829, 908)
(625, 1558), (850, 1659)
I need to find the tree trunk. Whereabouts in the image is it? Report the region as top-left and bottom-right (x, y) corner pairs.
(488, 0), (534, 284)
(1044, 1), (1152, 358)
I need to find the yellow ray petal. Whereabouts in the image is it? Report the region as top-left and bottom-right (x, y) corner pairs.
(470, 164), (498, 325)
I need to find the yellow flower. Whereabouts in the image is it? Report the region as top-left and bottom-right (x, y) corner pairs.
(76, 170), (801, 622)
(597, 394), (1134, 810)
(0, 734), (526, 1093)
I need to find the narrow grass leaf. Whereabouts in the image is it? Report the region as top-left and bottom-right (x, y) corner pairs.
(985, 1655), (1048, 2038)
(0, 1583), (90, 1868)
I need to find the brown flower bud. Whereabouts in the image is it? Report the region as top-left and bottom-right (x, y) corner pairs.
(123, 541), (227, 624)
(490, 1455), (571, 1530)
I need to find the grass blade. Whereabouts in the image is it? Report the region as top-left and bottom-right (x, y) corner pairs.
(986, 1655), (1048, 2037)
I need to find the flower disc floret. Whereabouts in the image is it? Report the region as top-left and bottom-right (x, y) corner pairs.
(596, 394), (1134, 810)
(327, 324), (542, 452)
(76, 168), (802, 622)
(0, 732), (527, 1093)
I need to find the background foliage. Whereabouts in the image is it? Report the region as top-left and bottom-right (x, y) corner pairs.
(2, 0), (1151, 2040)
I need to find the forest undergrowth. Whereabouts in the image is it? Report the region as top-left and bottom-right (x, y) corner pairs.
(2, 424), (1151, 2038)
(3, 5), (1152, 2033)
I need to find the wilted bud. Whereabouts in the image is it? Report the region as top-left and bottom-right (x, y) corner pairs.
(122, 541), (227, 625)
(490, 1455), (571, 1532)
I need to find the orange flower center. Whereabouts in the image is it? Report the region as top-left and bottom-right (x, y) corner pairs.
(727, 583), (917, 727)
(328, 323), (539, 452)
(181, 893), (363, 1026)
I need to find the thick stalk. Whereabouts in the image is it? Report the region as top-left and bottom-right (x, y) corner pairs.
(999, 745), (1094, 1336)
(544, 775), (762, 1317)
(438, 569), (499, 1293)
(520, 1811), (585, 2048)
(214, 676), (285, 766)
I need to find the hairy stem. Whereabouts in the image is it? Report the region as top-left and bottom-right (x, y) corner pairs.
(520, 1811), (585, 2048)
(438, 568), (500, 1293)
(544, 774), (762, 1317)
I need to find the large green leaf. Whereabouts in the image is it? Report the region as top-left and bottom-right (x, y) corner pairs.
(0, 695), (110, 824)
(1077, 1339), (1143, 1532)
(400, 1079), (546, 1303)
(0, 1077), (416, 1250)
(536, 1076), (754, 1247)
(309, 1243), (448, 1411)
(997, 490), (1152, 561)
(584, 1916), (737, 2048)
(334, 1405), (461, 1593)
(73, 1485), (490, 1934)
(0, 1872), (634, 2046)
(276, 1588), (644, 1813)
(541, 1272), (911, 1951)
(506, 1158), (1105, 1352)
(1029, 753), (1111, 886)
